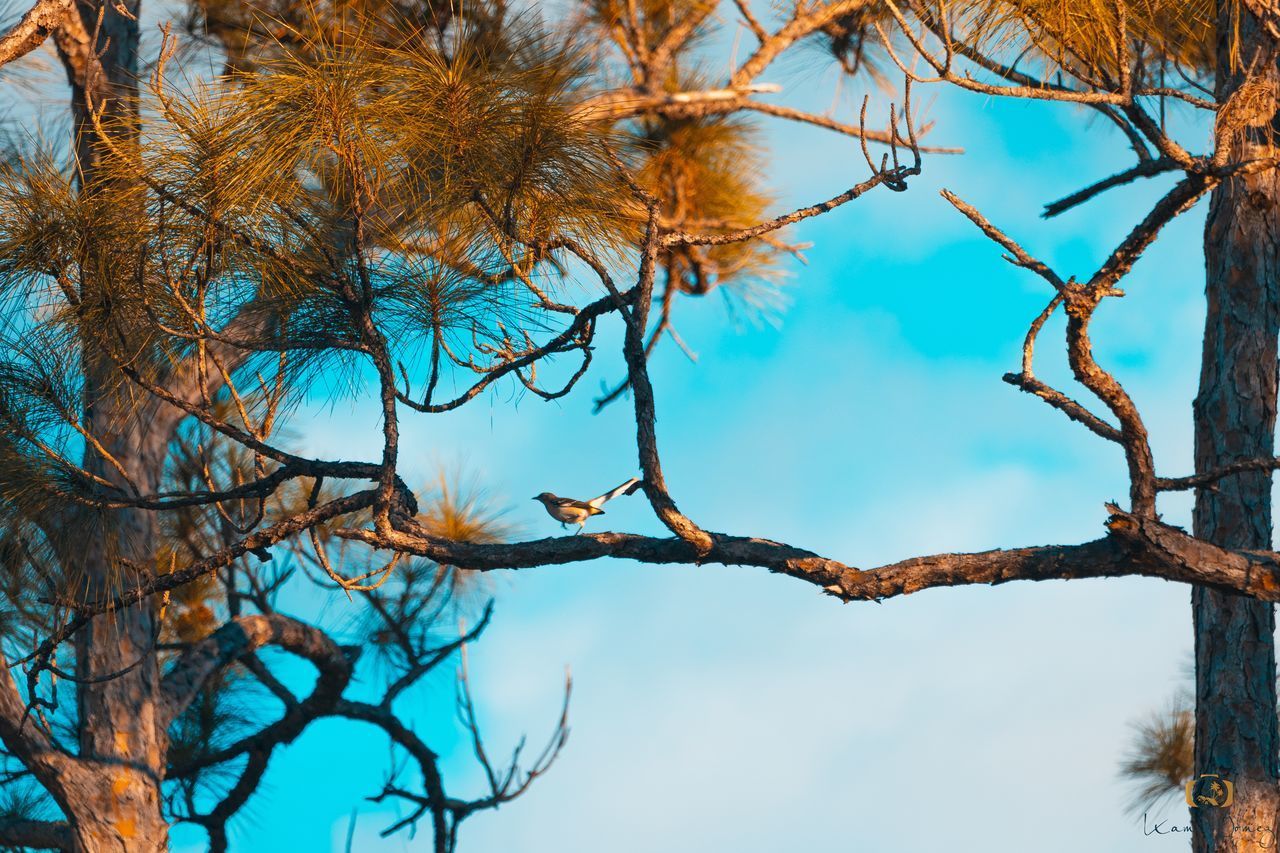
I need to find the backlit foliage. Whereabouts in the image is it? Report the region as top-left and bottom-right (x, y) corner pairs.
(1120, 702), (1195, 816)
(0, 0), (934, 846)
(938, 0), (1216, 76)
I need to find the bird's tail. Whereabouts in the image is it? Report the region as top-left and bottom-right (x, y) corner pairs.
(589, 477), (642, 508)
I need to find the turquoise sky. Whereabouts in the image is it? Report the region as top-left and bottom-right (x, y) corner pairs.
(0, 4), (1223, 851)
(217, 70), (1210, 853)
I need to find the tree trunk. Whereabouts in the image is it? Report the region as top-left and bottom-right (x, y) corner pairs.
(1191, 7), (1280, 852)
(68, 406), (169, 852)
(58, 0), (170, 848)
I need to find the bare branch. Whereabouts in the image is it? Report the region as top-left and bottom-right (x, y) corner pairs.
(576, 83), (782, 122)
(1003, 372), (1123, 443)
(731, 0), (874, 86)
(1060, 284), (1158, 514)
(731, 0), (768, 43)
(1043, 158), (1181, 218)
(337, 507), (1280, 604)
(740, 100), (963, 153)
(668, 90), (924, 250)
(940, 190), (1066, 290)
(159, 613), (355, 728)
(18, 489), (381, 682)
(1158, 457), (1280, 492)
(0, 663), (79, 833)
(630, 209), (713, 553)
(0, 0), (73, 69)
(337, 700), (452, 851)
(646, 3), (716, 79)
(164, 615), (356, 777)
(1088, 174), (1214, 290)
(0, 817), (72, 850)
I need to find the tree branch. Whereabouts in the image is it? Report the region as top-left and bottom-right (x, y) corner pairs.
(0, 0), (73, 69)
(0, 665), (81, 843)
(576, 84), (783, 121)
(1158, 457), (1280, 492)
(940, 189), (1066, 290)
(159, 613), (353, 727)
(0, 817), (72, 850)
(1042, 158), (1181, 218)
(339, 507), (1280, 604)
(1002, 372), (1123, 443)
(731, 0), (873, 86)
(336, 700), (451, 852)
(627, 209), (713, 553)
(1088, 173), (1214, 290)
(194, 748), (270, 853)
(163, 614), (356, 771)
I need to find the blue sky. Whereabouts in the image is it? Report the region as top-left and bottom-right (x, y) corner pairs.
(0, 4), (1224, 851)
(182, 63), (1219, 853)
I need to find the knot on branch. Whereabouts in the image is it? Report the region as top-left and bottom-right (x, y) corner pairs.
(390, 475), (419, 517)
(1103, 502), (1139, 534)
(1103, 503), (1280, 599)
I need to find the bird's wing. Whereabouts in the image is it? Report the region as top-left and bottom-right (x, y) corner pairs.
(551, 496), (594, 509)
(589, 477), (642, 508)
(567, 499), (605, 516)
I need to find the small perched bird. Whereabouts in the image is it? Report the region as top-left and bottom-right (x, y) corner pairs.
(533, 477), (643, 533)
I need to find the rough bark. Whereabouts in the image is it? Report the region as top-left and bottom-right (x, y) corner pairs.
(1191, 7), (1280, 851)
(0, 0), (73, 69)
(56, 0), (170, 849)
(343, 506), (1280, 601)
(66, 407), (169, 852)
(55, 0), (139, 180)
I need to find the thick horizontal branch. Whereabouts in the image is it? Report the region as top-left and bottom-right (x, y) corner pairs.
(336, 508), (1280, 604)
(825, 509), (1280, 602)
(345, 515), (853, 587)
(577, 84), (782, 121)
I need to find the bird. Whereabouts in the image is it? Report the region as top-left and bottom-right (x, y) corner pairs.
(533, 477), (643, 534)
